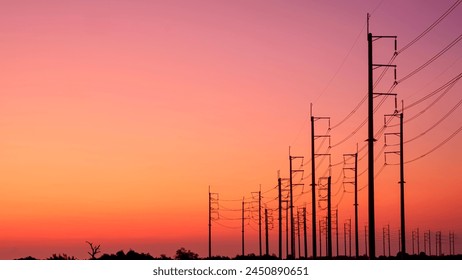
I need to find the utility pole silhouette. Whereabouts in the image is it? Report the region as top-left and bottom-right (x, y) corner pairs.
(209, 187), (212, 259)
(319, 219), (323, 257)
(412, 230), (415, 254)
(343, 152), (358, 258)
(208, 186), (219, 258)
(428, 230), (432, 256)
(387, 225), (391, 257)
(297, 209), (301, 258)
(365, 225), (368, 257)
(303, 207), (308, 258)
(367, 13), (397, 259)
(449, 232), (455, 255)
(310, 105), (330, 259)
(282, 200), (289, 259)
(289, 148), (304, 259)
(400, 111), (406, 256)
(424, 230), (428, 255)
(417, 228), (420, 254)
(335, 209), (339, 257)
(348, 219), (352, 257)
(436, 231), (442, 256)
(344, 222), (347, 256)
(242, 198), (245, 256)
(278, 176), (282, 259)
(383, 227), (386, 257)
(384, 107), (406, 257)
(265, 208), (269, 256)
(251, 188), (262, 257)
(327, 176), (332, 258)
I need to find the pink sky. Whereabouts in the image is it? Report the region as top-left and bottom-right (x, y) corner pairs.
(0, 0), (461, 259)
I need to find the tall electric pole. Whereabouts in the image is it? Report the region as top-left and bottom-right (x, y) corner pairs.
(367, 14), (397, 259)
(310, 105), (330, 259)
(311, 105), (317, 259)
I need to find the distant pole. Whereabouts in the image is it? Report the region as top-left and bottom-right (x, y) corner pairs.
(319, 220), (322, 257)
(399, 111), (406, 256)
(424, 231), (427, 255)
(285, 201), (289, 259)
(327, 176), (332, 258)
(265, 208), (269, 256)
(242, 198), (245, 256)
(310, 105), (317, 259)
(412, 231), (415, 255)
(303, 207), (308, 258)
(259, 189), (262, 257)
(417, 228), (420, 254)
(365, 225), (368, 257)
(383, 227), (386, 257)
(297, 209), (301, 259)
(336, 209), (339, 257)
(344, 223), (347, 256)
(354, 151), (359, 258)
(208, 186), (212, 259)
(388, 224), (391, 257)
(428, 230), (432, 256)
(348, 219), (352, 257)
(278, 177), (282, 259)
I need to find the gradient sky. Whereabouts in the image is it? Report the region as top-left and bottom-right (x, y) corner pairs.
(0, 0), (461, 259)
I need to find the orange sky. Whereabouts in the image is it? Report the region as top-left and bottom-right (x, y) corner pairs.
(0, 0), (461, 259)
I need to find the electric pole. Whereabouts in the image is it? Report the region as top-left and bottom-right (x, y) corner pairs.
(278, 176), (282, 259)
(208, 186), (219, 259)
(265, 208), (269, 256)
(343, 152), (359, 258)
(327, 176), (332, 258)
(242, 198), (245, 256)
(310, 105), (330, 259)
(303, 207), (308, 258)
(289, 149), (304, 259)
(367, 13), (397, 259)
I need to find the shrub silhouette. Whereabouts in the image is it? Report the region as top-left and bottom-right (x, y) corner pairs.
(174, 247), (199, 260)
(47, 253), (77, 260)
(98, 249), (155, 260)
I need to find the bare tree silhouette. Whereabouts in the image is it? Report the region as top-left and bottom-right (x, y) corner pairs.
(86, 241), (101, 259)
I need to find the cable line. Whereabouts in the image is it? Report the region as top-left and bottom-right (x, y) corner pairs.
(397, 33), (462, 83)
(398, 0), (462, 54)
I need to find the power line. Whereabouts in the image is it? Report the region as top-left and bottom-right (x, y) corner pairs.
(397, 33), (462, 83)
(402, 98), (462, 144)
(403, 72), (462, 111)
(394, 124), (462, 164)
(398, 0), (462, 54)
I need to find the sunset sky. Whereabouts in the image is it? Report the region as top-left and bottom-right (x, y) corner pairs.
(0, 0), (461, 259)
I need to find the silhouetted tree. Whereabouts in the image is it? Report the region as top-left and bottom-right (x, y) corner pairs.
(98, 249), (155, 260)
(86, 241), (101, 259)
(174, 247), (199, 260)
